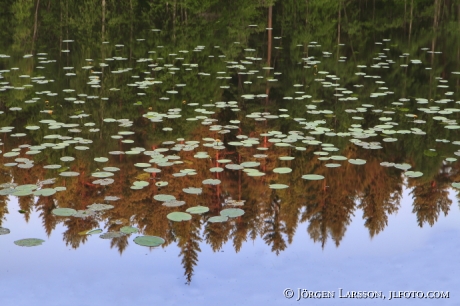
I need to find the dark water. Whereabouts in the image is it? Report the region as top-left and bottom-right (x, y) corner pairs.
(1, 1), (460, 305)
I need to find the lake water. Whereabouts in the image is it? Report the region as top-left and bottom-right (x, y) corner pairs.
(0, 1), (460, 305)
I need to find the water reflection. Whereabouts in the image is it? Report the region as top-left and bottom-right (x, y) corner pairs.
(0, 0), (460, 290)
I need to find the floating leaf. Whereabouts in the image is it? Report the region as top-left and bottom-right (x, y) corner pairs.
(87, 229), (103, 235)
(220, 208), (244, 218)
(14, 238), (45, 247)
(94, 157), (109, 162)
(52, 208), (77, 216)
(120, 226), (139, 234)
(273, 167), (292, 174)
(405, 171), (423, 178)
(33, 188), (56, 196)
(348, 159), (366, 165)
(167, 212), (192, 221)
(186, 206), (209, 214)
(269, 184), (289, 189)
(162, 200), (186, 207)
(202, 179), (221, 185)
(183, 187), (202, 194)
(0, 227), (10, 235)
(87, 203), (114, 211)
(154, 194), (176, 202)
(208, 216), (229, 223)
(100, 232), (125, 239)
(301, 174), (325, 180)
(155, 181), (168, 187)
(59, 171), (80, 177)
(133, 235), (165, 247)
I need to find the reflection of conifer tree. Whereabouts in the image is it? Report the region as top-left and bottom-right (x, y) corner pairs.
(204, 221), (231, 252)
(410, 178), (451, 227)
(62, 217), (99, 249)
(303, 180), (355, 248)
(173, 217), (202, 284)
(18, 195), (34, 222)
(110, 234), (129, 255)
(0, 196), (8, 227)
(36, 196), (57, 237)
(262, 191), (287, 255)
(359, 169), (402, 237)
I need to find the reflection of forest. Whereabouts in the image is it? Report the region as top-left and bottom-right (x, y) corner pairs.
(1, 0), (460, 283)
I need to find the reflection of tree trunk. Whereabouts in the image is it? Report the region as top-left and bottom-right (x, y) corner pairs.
(408, 0), (413, 43)
(33, 0), (40, 43)
(265, 5), (272, 106)
(404, 0), (406, 31)
(337, 1), (341, 60)
(173, 0), (176, 39)
(102, 0), (106, 41)
(130, 0), (133, 58)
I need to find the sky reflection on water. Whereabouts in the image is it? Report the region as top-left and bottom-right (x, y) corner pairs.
(1, 187), (458, 306)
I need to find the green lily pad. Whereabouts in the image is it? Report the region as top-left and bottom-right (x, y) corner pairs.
(301, 174), (325, 180)
(12, 190), (33, 196)
(0, 227), (10, 235)
(210, 167), (224, 173)
(52, 208), (77, 216)
(452, 182), (460, 189)
(167, 212), (192, 221)
(100, 232), (125, 239)
(14, 238), (45, 247)
(394, 163), (412, 170)
(162, 200), (186, 207)
(186, 205), (209, 214)
(405, 171), (423, 178)
(33, 188), (56, 196)
(183, 187), (202, 194)
(273, 167), (292, 174)
(269, 184), (289, 189)
(202, 179), (221, 185)
(154, 194), (176, 202)
(220, 208), (244, 218)
(91, 172), (114, 178)
(240, 161), (260, 168)
(59, 171), (80, 177)
(133, 235), (165, 247)
(155, 181), (168, 187)
(120, 226), (139, 234)
(133, 181), (149, 187)
(87, 229), (103, 235)
(94, 157), (109, 162)
(348, 159), (366, 165)
(208, 216), (229, 223)
(87, 203), (114, 211)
